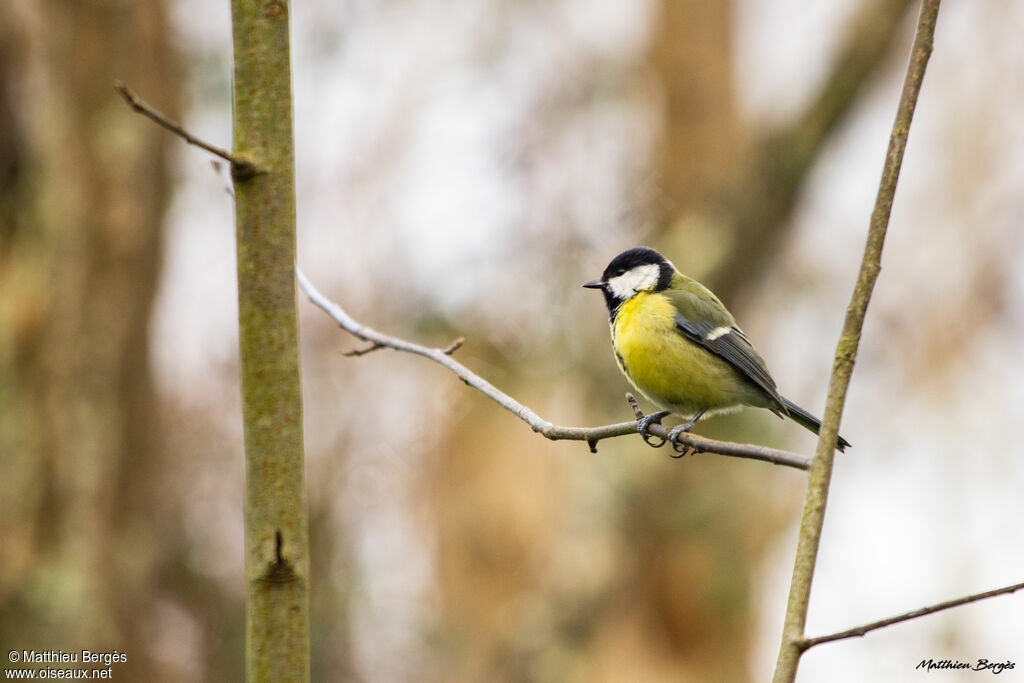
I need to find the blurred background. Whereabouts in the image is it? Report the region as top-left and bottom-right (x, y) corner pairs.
(2, 0), (1023, 681)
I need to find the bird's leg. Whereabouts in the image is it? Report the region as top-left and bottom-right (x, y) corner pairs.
(636, 410), (671, 448)
(667, 409), (706, 455)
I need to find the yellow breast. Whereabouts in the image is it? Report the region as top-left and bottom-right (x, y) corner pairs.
(611, 292), (748, 415)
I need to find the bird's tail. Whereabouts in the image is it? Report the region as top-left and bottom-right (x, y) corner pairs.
(781, 396), (851, 452)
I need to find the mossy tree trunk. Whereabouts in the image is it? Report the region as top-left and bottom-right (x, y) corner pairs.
(230, 1), (310, 680)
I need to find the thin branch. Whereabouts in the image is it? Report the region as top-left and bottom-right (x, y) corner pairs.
(296, 266), (811, 469)
(113, 80), (258, 177)
(773, 2), (942, 682)
(442, 337), (465, 355)
(801, 580), (1024, 650)
(342, 342), (384, 357)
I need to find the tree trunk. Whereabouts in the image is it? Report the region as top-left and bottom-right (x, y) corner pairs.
(230, 1), (311, 680)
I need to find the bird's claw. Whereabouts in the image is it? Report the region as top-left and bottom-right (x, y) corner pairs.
(636, 410), (670, 448)
(666, 409), (705, 456)
(666, 423), (693, 456)
(663, 409), (704, 456)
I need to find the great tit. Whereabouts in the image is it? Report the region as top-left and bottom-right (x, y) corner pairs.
(582, 247), (849, 452)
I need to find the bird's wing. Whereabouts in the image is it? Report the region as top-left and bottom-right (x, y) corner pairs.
(668, 288), (787, 412)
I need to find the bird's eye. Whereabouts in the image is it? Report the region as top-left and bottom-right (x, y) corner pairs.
(615, 268), (625, 276)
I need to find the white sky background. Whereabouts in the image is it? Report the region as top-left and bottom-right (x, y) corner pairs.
(157, 1), (1024, 680)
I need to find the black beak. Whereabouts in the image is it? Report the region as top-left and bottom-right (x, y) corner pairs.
(580, 278), (604, 289)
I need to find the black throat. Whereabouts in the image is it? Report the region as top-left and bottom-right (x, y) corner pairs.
(603, 289), (622, 322)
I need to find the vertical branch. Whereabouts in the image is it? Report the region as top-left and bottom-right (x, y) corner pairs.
(230, 1), (310, 681)
(772, 2), (942, 682)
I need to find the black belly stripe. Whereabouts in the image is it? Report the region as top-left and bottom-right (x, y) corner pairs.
(615, 349), (628, 374)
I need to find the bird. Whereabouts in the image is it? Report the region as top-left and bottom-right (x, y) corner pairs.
(581, 246), (849, 452)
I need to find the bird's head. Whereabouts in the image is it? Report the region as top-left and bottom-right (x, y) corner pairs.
(581, 247), (676, 313)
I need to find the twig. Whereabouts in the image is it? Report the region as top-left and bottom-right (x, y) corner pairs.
(442, 337), (465, 355)
(772, 2), (942, 682)
(800, 580), (1024, 650)
(342, 342), (383, 357)
(113, 80), (258, 178)
(625, 393), (644, 420)
(296, 266), (810, 469)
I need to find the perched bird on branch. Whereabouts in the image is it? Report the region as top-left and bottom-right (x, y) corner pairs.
(582, 247), (849, 452)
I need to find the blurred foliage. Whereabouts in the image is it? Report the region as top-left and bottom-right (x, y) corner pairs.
(0, 0), (182, 679)
(416, 5), (775, 682)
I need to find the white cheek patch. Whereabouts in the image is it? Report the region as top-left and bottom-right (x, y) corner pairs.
(607, 264), (660, 299)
